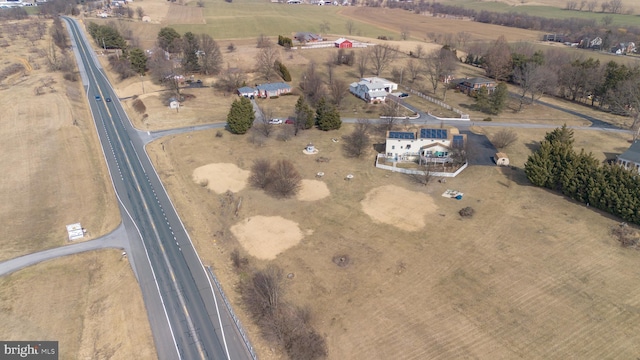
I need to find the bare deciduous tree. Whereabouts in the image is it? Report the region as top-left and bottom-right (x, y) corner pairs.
(369, 44), (399, 76)
(216, 65), (246, 92)
(492, 129), (519, 149)
(424, 46), (458, 99)
(256, 34), (271, 48)
(136, 6), (145, 19)
(484, 35), (512, 81)
(256, 46), (279, 80)
(586, 0), (598, 11)
(412, 44), (424, 59)
(342, 119), (371, 158)
(250, 159), (272, 189)
(329, 78), (348, 107)
(406, 59), (421, 83)
(266, 159), (302, 198)
(513, 62), (557, 111)
(356, 48), (369, 78)
(299, 62), (325, 106)
(345, 19), (355, 35)
(409, 163), (434, 186)
(198, 33), (222, 75)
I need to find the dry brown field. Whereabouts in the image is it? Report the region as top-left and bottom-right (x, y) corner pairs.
(0, 19), (155, 359)
(340, 6), (545, 43)
(0, 20), (119, 261)
(0, 250), (157, 360)
(145, 119), (640, 358)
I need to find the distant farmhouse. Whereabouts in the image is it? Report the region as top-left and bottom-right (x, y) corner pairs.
(384, 128), (466, 164)
(294, 32), (323, 43)
(237, 82), (291, 99)
(456, 77), (497, 95)
(350, 77), (398, 103)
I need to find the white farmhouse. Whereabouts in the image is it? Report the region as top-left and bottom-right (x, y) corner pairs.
(617, 141), (640, 173)
(385, 128), (466, 163)
(349, 77), (398, 103)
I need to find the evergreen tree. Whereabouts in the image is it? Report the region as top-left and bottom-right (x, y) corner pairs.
(315, 98), (342, 131)
(474, 85), (490, 113)
(157, 27), (181, 53)
(489, 82), (508, 114)
(294, 96), (314, 135)
(182, 32), (200, 73)
(128, 48), (147, 75)
(227, 97), (254, 134)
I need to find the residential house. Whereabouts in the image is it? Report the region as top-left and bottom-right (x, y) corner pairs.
(334, 38), (353, 48)
(349, 77), (398, 103)
(456, 77), (497, 95)
(612, 42), (636, 55)
(294, 32), (323, 43)
(237, 86), (257, 98)
(256, 82), (292, 98)
(617, 141), (640, 173)
(384, 128), (466, 163)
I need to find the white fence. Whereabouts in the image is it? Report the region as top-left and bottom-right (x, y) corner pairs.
(405, 87), (469, 119)
(375, 154), (468, 177)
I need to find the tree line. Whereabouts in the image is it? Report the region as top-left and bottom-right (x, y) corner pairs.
(382, 1), (640, 52)
(525, 125), (640, 225)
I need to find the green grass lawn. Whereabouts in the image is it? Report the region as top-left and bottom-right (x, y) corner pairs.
(439, 0), (640, 27)
(173, 0), (394, 40)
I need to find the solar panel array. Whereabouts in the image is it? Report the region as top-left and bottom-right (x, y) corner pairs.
(452, 135), (464, 148)
(420, 128), (448, 139)
(388, 131), (415, 139)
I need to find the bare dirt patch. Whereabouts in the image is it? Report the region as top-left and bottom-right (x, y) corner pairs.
(361, 185), (437, 231)
(230, 216), (305, 260)
(0, 250), (156, 360)
(297, 179), (330, 201)
(193, 163), (250, 194)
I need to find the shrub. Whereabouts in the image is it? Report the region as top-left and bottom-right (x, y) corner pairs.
(266, 159), (302, 198)
(132, 98), (146, 114)
(459, 207), (475, 217)
(483, 117), (492, 121)
(249, 159), (272, 189)
(492, 128), (518, 149)
(611, 223), (639, 248)
(215, 130), (223, 138)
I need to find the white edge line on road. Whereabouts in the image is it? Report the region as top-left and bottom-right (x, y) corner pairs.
(63, 17), (182, 360)
(80, 16), (233, 358)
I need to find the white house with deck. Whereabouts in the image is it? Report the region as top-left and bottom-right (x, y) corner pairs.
(350, 77), (398, 103)
(384, 128), (466, 163)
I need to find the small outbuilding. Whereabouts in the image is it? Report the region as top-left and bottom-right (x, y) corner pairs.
(169, 98), (180, 109)
(142, 15), (151, 22)
(334, 38), (353, 48)
(495, 152), (509, 166)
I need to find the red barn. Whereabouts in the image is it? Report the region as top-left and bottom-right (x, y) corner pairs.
(334, 38), (353, 48)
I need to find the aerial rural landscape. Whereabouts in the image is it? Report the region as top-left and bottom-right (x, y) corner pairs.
(1, 0), (640, 358)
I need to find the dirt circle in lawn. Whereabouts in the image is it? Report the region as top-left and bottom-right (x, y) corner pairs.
(297, 179), (330, 201)
(231, 216), (305, 260)
(192, 163), (249, 194)
(361, 185), (437, 231)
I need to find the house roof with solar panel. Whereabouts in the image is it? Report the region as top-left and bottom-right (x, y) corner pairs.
(384, 127), (466, 163)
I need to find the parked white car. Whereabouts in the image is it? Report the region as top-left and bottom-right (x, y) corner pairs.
(268, 118), (283, 125)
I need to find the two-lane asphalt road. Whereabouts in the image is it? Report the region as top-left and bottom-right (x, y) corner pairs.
(63, 17), (251, 360)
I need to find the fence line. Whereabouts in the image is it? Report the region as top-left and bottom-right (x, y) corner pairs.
(404, 87), (469, 119)
(375, 154), (468, 177)
(206, 266), (258, 360)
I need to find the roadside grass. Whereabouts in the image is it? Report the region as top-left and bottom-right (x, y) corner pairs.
(0, 250), (156, 360)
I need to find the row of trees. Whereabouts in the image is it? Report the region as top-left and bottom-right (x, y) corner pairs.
(525, 126), (640, 225)
(156, 27), (223, 75)
(461, 35), (640, 123)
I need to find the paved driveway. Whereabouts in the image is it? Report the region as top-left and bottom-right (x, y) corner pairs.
(462, 130), (498, 166)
